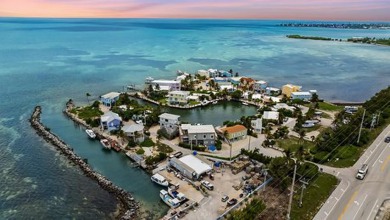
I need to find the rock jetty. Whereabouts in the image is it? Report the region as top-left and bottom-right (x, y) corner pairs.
(29, 106), (139, 219)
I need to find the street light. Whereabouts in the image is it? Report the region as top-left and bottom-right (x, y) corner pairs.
(287, 158), (298, 220)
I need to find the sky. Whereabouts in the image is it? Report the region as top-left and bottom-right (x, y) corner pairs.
(1, 0), (390, 21)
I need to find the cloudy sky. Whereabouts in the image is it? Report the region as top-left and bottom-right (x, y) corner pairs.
(1, 0), (389, 20)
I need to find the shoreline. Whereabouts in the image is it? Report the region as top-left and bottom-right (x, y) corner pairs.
(29, 105), (139, 220)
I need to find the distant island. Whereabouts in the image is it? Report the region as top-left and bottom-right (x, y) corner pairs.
(287, 35), (390, 46)
(280, 23), (390, 29)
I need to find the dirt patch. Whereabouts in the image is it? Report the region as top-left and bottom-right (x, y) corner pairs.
(256, 187), (288, 220)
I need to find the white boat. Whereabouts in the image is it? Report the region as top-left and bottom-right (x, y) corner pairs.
(160, 190), (180, 208)
(145, 77), (154, 84)
(242, 102), (249, 106)
(168, 186), (186, 202)
(151, 173), (169, 187)
(100, 139), (111, 149)
(212, 101), (218, 105)
(85, 129), (96, 139)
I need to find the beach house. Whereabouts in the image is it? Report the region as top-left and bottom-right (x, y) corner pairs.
(265, 87), (281, 96)
(262, 111), (279, 121)
(101, 92), (121, 107)
(122, 124), (145, 143)
(291, 91), (312, 101)
(282, 84), (302, 98)
(100, 111), (122, 131)
(253, 80), (268, 93)
(168, 91), (190, 105)
(180, 124), (216, 146)
(151, 80), (181, 91)
(251, 118), (263, 133)
(222, 125), (248, 142)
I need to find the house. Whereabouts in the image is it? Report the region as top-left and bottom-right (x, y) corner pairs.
(262, 111), (279, 121)
(151, 80), (181, 91)
(291, 92), (312, 101)
(100, 111), (122, 131)
(169, 154), (213, 180)
(272, 103), (296, 112)
(252, 93), (262, 101)
(168, 91), (190, 105)
(180, 124), (216, 146)
(265, 87), (281, 96)
(253, 80), (268, 93)
(230, 77), (242, 85)
(219, 70), (233, 78)
(282, 84), (302, 98)
(222, 125), (247, 142)
(197, 70), (209, 78)
(187, 95), (200, 103)
(159, 113), (180, 129)
(213, 77), (230, 83)
(251, 118), (263, 133)
(240, 77), (256, 89)
(122, 124), (144, 143)
(101, 92), (121, 107)
(208, 69), (219, 78)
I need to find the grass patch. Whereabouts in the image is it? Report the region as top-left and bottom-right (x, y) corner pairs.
(77, 106), (103, 120)
(199, 153), (240, 161)
(158, 98), (167, 105)
(291, 173), (338, 220)
(318, 102), (343, 111)
(319, 112), (332, 119)
(303, 124), (323, 133)
(325, 145), (365, 167)
(189, 100), (201, 106)
(139, 138), (155, 147)
(276, 137), (315, 153)
(157, 142), (174, 154)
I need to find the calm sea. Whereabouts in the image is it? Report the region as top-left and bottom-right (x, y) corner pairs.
(0, 18), (389, 219)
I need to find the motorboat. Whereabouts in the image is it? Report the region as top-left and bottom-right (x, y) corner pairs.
(85, 129), (96, 139)
(242, 102), (249, 106)
(160, 190), (180, 208)
(100, 139), (111, 149)
(212, 101), (218, 105)
(151, 173), (169, 187)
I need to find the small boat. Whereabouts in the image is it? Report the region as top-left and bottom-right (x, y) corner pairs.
(85, 129), (96, 139)
(151, 173), (169, 187)
(242, 102), (249, 106)
(100, 139), (111, 149)
(160, 190), (180, 208)
(212, 101), (218, 105)
(168, 186), (186, 203)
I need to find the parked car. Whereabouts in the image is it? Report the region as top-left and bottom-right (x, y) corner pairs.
(221, 195), (229, 202)
(227, 198), (238, 206)
(385, 136), (390, 143)
(201, 180), (214, 190)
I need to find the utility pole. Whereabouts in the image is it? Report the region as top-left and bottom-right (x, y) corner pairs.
(299, 179), (309, 208)
(377, 111), (381, 126)
(287, 159), (297, 220)
(370, 114), (377, 130)
(263, 169), (269, 192)
(229, 143), (232, 162)
(357, 109), (366, 144)
(248, 135), (251, 151)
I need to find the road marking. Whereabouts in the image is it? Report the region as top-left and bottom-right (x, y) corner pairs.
(338, 190), (358, 220)
(381, 155), (390, 171)
(352, 194), (368, 220)
(373, 144), (389, 167)
(336, 172), (340, 177)
(335, 197), (339, 201)
(340, 188), (345, 192)
(367, 199), (379, 220)
(324, 211), (329, 216)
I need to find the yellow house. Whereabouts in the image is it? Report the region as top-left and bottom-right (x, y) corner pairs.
(282, 84), (302, 98)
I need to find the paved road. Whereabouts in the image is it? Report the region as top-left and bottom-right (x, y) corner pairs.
(314, 125), (390, 220)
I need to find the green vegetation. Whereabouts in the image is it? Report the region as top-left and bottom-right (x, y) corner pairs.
(178, 142), (206, 152)
(145, 152), (167, 166)
(77, 106), (103, 120)
(188, 100), (200, 106)
(348, 37), (390, 46)
(136, 148), (145, 155)
(228, 198), (266, 220)
(276, 137), (315, 153)
(287, 35), (332, 41)
(139, 138), (155, 147)
(291, 173), (338, 220)
(317, 102), (343, 111)
(156, 142), (174, 154)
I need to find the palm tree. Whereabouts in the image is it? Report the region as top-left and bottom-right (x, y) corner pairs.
(299, 129), (306, 144)
(86, 93), (91, 105)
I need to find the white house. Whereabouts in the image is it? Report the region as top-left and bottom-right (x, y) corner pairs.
(151, 80), (181, 91)
(208, 69), (219, 78)
(272, 103), (295, 112)
(265, 87), (281, 96)
(122, 124), (144, 143)
(159, 113), (180, 129)
(100, 111), (122, 131)
(168, 91), (190, 105)
(253, 80), (268, 92)
(291, 91), (312, 101)
(263, 111), (279, 120)
(101, 92), (121, 107)
(251, 118), (263, 133)
(169, 154), (213, 180)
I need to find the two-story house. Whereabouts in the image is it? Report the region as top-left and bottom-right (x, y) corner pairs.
(100, 111), (122, 131)
(168, 91), (190, 105)
(101, 92), (121, 107)
(253, 80), (268, 93)
(222, 125), (247, 142)
(180, 124), (216, 146)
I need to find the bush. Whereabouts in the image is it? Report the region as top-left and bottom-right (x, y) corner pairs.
(128, 139), (137, 148)
(136, 148), (145, 155)
(215, 139), (222, 150)
(178, 142), (206, 151)
(313, 151), (329, 163)
(140, 138), (155, 147)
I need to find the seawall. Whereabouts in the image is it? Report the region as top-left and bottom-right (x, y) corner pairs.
(29, 106), (139, 220)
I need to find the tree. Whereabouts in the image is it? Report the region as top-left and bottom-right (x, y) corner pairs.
(235, 72), (239, 77)
(155, 83), (160, 91)
(298, 129), (306, 144)
(148, 84), (153, 93)
(86, 93), (91, 104)
(311, 93), (319, 103)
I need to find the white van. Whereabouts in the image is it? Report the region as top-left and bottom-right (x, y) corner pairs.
(356, 164), (368, 180)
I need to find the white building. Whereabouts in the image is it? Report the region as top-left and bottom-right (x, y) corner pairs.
(253, 80), (267, 92)
(291, 91), (312, 101)
(180, 124), (216, 146)
(159, 113), (180, 129)
(168, 91), (190, 105)
(122, 124), (144, 143)
(101, 92), (121, 107)
(251, 118), (263, 133)
(263, 111), (279, 120)
(169, 154), (213, 179)
(151, 80), (181, 91)
(208, 69), (219, 78)
(272, 103), (296, 111)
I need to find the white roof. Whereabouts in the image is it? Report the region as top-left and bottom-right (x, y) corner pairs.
(122, 124), (144, 133)
(159, 113), (180, 120)
(220, 85), (233, 90)
(252, 94), (262, 99)
(255, 80), (267, 84)
(179, 155), (212, 175)
(208, 69), (218, 73)
(152, 173), (166, 182)
(292, 91), (311, 96)
(169, 91), (190, 95)
(187, 125), (215, 134)
(101, 111), (122, 122)
(187, 95), (199, 100)
(152, 80), (179, 84)
(101, 92), (120, 99)
(230, 77), (242, 81)
(158, 85), (171, 91)
(266, 87), (280, 91)
(273, 103), (295, 110)
(263, 111), (279, 120)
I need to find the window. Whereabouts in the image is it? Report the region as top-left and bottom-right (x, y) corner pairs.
(204, 135), (206, 138)
(211, 135), (214, 139)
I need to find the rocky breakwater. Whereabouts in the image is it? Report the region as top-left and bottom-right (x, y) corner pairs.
(29, 106), (139, 219)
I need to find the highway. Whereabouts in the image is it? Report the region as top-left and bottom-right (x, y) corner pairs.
(314, 125), (390, 220)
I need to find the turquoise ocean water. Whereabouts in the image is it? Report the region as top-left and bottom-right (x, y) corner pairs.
(0, 18), (389, 219)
